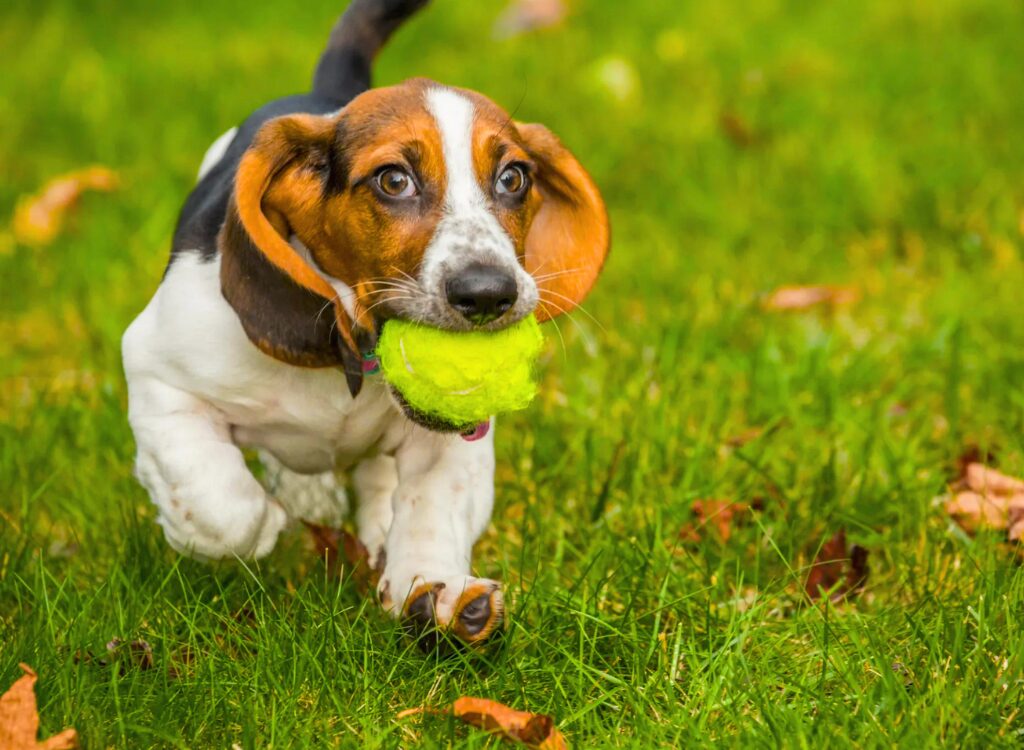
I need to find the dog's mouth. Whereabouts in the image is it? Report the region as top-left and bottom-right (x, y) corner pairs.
(361, 326), (487, 439)
(388, 386), (490, 440)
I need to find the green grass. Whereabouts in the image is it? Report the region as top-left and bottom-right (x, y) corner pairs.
(3, 0), (1024, 746)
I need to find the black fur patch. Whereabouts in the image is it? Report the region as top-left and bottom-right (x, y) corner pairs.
(220, 206), (363, 397)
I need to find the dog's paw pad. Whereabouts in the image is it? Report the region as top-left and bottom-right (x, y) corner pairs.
(451, 584), (504, 644)
(399, 578), (504, 651)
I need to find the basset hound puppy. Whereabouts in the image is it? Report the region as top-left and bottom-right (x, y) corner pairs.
(122, 0), (608, 647)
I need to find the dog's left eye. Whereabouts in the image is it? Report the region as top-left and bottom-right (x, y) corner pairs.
(495, 164), (529, 197)
(375, 167), (418, 198)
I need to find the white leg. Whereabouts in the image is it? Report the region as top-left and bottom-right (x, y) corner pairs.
(259, 451), (348, 528)
(351, 455), (398, 568)
(127, 375), (287, 560)
(377, 423), (502, 645)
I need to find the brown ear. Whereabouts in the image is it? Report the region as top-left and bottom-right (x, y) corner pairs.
(517, 123), (609, 322)
(220, 114), (364, 396)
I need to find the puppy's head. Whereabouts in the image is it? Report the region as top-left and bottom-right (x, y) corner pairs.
(220, 78), (609, 407)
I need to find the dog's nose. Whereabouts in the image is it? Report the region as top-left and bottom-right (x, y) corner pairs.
(445, 265), (518, 325)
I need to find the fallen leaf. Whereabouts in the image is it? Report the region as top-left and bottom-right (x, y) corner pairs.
(454, 697), (567, 749)
(0, 664), (78, 749)
(763, 285), (859, 312)
(942, 462), (1024, 540)
(304, 523), (380, 591)
(953, 443), (999, 480)
(724, 426), (765, 448)
(679, 498), (763, 542)
(493, 0), (567, 38)
(13, 167), (119, 246)
(399, 698), (567, 748)
(804, 529), (869, 602)
(719, 111), (762, 148)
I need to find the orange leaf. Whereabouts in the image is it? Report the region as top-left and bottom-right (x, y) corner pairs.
(679, 498), (763, 543)
(453, 697), (568, 749)
(12, 167), (119, 246)
(0, 664), (78, 749)
(943, 462), (1024, 540)
(763, 285), (859, 312)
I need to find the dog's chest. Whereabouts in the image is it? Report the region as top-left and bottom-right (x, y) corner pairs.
(127, 253), (402, 473)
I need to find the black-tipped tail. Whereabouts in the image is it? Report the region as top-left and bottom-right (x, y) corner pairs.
(312, 0), (430, 102)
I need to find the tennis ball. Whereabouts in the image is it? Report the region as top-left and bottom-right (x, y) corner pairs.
(376, 315), (544, 429)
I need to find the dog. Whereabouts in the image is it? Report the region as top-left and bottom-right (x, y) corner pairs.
(122, 0), (608, 646)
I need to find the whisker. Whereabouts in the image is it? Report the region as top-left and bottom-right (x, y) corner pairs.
(530, 267), (586, 283)
(539, 293), (597, 351)
(539, 288), (606, 334)
(363, 295), (414, 316)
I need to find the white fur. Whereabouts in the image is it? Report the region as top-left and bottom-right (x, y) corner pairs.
(419, 88), (539, 316)
(122, 252), (496, 613)
(197, 127), (238, 180)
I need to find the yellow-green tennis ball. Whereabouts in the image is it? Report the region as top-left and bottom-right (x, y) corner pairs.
(377, 315), (544, 428)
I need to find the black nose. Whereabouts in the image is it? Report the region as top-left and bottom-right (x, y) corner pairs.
(445, 265), (518, 325)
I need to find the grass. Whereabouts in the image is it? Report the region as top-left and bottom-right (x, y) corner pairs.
(2, 0), (1024, 746)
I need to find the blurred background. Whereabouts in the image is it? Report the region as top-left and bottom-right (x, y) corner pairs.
(2, 0), (1024, 745)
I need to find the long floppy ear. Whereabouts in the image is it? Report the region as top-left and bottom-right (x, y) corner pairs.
(516, 123), (610, 322)
(219, 114), (365, 397)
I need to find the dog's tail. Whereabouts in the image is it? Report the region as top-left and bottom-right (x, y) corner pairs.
(312, 0), (430, 102)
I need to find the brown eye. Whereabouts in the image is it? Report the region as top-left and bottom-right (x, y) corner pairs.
(375, 167), (417, 198)
(495, 164), (528, 196)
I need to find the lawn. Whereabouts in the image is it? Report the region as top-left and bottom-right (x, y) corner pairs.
(3, 0), (1024, 746)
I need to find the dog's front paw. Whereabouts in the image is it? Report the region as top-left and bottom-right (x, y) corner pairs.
(390, 576), (504, 650)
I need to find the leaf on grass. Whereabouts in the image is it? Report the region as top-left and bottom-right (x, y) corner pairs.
(493, 0), (567, 38)
(13, 167), (119, 246)
(0, 664), (78, 749)
(724, 426), (765, 448)
(454, 698), (567, 749)
(399, 698), (568, 749)
(804, 529), (869, 602)
(719, 112), (763, 148)
(952, 443), (999, 480)
(679, 498), (763, 542)
(304, 523), (380, 591)
(762, 285), (859, 312)
(942, 462), (1024, 540)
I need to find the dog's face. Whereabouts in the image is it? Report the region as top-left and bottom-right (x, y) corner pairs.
(222, 78), (608, 396)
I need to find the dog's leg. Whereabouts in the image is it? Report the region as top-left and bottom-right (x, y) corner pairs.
(127, 376), (287, 560)
(352, 455), (398, 570)
(259, 451), (348, 528)
(377, 425), (502, 647)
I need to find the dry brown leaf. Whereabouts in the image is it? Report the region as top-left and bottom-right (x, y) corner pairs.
(12, 167), (119, 246)
(804, 529), (869, 602)
(763, 285), (859, 312)
(724, 426), (765, 448)
(943, 462), (1024, 540)
(493, 0), (567, 38)
(304, 523), (380, 591)
(453, 697), (567, 749)
(679, 498), (763, 543)
(0, 664), (78, 750)
(399, 698), (567, 748)
(719, 111), (762, 148)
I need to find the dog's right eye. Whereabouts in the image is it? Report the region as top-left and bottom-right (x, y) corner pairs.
(375, 167), (418, 198)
